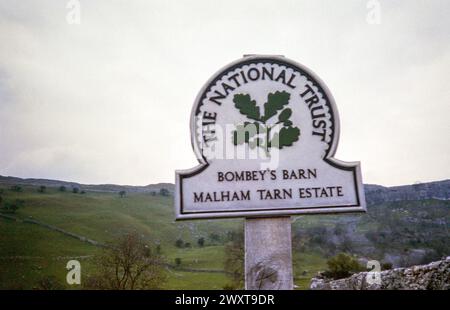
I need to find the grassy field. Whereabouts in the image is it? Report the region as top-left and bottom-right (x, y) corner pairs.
(0, 185), (326, 289)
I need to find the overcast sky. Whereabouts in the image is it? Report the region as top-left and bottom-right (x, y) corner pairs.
(0, 0), (449, 186)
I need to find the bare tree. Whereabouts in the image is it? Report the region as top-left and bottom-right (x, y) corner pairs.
(85, 232), (166, 289)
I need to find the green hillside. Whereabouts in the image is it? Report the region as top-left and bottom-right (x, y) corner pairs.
(0, 182), (448, 290)
(0, 185), (326, 289)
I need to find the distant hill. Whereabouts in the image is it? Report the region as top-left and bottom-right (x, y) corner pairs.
(0, 175), (174, 194)
(1, 175), (448, 203)
(364, 180), (449, 205)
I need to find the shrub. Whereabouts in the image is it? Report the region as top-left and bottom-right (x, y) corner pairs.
(159, 188), (170, 196)
(2, 199), (24, 213)
(10, 185), (22, 192)
(209, 233), (221, 244)
(323, 253), (364, 280)
(175, 258), (182, 267)
(37, 185), (46, 193)
(381, 262), (393, 270)
(175, 239), (184, 248)
(197, 237), (205, 247)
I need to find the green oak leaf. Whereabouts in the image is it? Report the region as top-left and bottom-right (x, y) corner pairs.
(271, 125), (300, 149)
(233, 94), (261, 121)
(263, 91), (290, 122)
(232, 90), (300, 154)
(278, 108), (292, 123)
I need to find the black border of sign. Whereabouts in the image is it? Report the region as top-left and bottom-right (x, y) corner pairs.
(175, 55), (366, 220)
